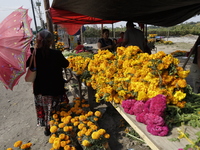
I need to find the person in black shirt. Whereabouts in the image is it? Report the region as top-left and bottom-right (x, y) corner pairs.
(97, 29), (114, 52)
(30, 30), (69, 135)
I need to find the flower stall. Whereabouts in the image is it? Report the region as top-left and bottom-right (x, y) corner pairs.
(66, 46), (200, 150)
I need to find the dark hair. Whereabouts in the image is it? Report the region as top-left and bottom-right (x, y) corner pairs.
(37, 30), (53, 57)
(102, 29), (109, 34)
(126, 21), (136, 27)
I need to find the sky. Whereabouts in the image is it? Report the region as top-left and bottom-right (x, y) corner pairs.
(0, 0), (200, 30)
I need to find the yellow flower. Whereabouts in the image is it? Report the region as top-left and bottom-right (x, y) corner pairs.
(58, 123), (65, 128)
(78, 123), (85, 130)
(79, 115), (87, 121)
(98, 129), (106, 135)
(91, 131), (101, 139)
(53, 141), (61, 149)
(6, 148), (13, 150)
(82, 140), (90, 147)
(59, 133), (66, 140)
(60, 141), (67, 147)
(26, 143), (32, 148)
(50, 126), (58, 133)
(177, 79), (187, 88)
(49, 136), (56, 143)
(71, 146), (76, 150)
(104, 133), (110, 138)
(13, 141), (22, 147)
(53, 114), (58, 119)
(94, 117), (98, 121)
(20, 144), (27, 149)
(90, 124), (98, 130)
(64, 145), (71, 150)
(174, 90), (186, 101)
(94, 111), (101, 117)
(63, 126), (70, 132)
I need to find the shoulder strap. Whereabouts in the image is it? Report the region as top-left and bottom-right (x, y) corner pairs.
(29, 48), (36, 68)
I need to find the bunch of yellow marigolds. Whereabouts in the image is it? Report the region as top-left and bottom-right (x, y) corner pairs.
(67, 46), (190, 108)
(6, 141), (32, 150)
(48, 97), (110, 150)
(55, 42), (65, 51)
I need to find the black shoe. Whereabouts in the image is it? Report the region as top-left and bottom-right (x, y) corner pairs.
(44, 127), (51, 136)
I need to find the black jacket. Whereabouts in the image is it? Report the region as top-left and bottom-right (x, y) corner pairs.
(33, 48), (69, 96)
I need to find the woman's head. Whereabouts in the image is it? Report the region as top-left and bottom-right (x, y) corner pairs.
(36, 30), (53, 48)
(102, 29), (110, 39)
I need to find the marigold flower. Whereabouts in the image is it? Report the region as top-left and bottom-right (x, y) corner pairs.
(64, 145), (71, 150)
(26, 143), (32, 148)
(49, 136), (56, 143)
(91, 131), (101, 139)
(6, 148), (13, 150)
(60, 141), (67, 147)
(94, 111), (101, 117)
(58, 123), (65, 128)
(50, 126), (58, 133)
(94, 117), (98, 121)
(78, 123), (85, 130)
(13, 141), (22, 147)
(59, 133), (66, 140)
(98, 129), (106, 135)
(104, 133), (110, 138)
(79, 115), (87, 121)
(20, 144), (27, 149)
(82, 140), (90, 147)
(53, 114), (58, 119)
(53, 141), (61, 149)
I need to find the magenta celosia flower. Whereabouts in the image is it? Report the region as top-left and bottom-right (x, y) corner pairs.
(136, 112), (146, 124)
(146, 124), (169, 136)
(144, 113), (165, 126)
(123, 108), (130, 114)
(130, 101), (145, 115)
(122, 99), (137, 109)
(149, 94), (167, 117)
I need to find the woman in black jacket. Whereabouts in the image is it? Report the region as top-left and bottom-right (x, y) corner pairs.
(31, 30), (69, 135)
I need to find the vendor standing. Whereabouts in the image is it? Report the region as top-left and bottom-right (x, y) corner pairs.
(122, 21), (145, 51)
(186, 35), (200, 93)
(97, 29), (114, 52)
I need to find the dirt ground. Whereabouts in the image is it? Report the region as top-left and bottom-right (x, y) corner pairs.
(0, 35), (197, 150)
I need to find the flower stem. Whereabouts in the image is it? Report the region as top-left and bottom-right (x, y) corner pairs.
(126, 133), (145, 143)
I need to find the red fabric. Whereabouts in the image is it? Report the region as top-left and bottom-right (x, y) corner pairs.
(75, 45), (84, 50)
(117, 38), (123, 43)
(50, 8), (119, 35)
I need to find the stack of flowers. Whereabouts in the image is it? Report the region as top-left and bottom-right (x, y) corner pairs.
(48, 97), (110, 150)
(85, 46), (189, 107)
(55, 42), (65, 51)
(6, 141), (32, 150)
(122, 94), (169, 136)
(67, 55), (92, 76)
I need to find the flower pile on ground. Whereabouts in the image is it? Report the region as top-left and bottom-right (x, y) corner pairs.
(122, 94), (169, 136)
(171, 50), (188, 57)
(6, 141), (32, 150)
(48, 97), (110, 150)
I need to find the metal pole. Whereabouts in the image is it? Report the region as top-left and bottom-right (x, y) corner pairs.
(43, 0), (55, 49)
(31, 0), (38, 33)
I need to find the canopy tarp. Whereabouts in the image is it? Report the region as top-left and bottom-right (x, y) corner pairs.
(51, 0), (200, 27)
(50, 8), (119, 35)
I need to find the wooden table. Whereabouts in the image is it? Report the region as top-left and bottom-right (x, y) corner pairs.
(111, 102), (200, 150)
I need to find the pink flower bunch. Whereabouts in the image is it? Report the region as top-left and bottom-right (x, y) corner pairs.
(121, 99), (137, 114)
(122, 94), (169, 136)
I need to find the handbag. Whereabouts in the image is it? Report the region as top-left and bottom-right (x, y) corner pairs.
(25, 49), (37, 82)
